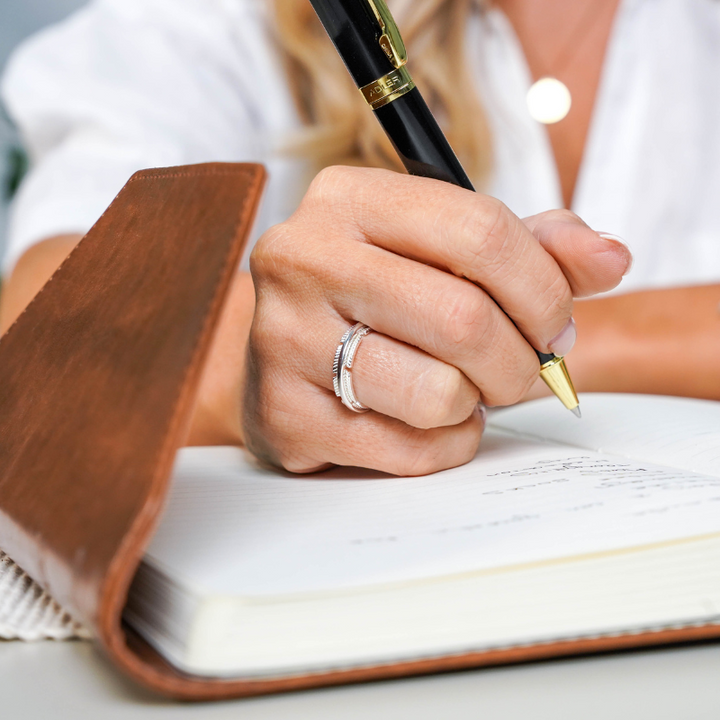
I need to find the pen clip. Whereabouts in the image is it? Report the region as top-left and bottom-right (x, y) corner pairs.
(365, 0), (408, 69)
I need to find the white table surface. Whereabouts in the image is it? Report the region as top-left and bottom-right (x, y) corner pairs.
(3, 639), (720, 719)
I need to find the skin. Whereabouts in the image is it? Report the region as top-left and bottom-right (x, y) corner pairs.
(1, 0), (718, 474)
(500, 0), (622, 209)
(0, 171), (629, 476)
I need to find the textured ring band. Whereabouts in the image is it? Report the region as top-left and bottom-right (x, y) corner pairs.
(332, 325), (355, 398)
(332, 322), (373, 413)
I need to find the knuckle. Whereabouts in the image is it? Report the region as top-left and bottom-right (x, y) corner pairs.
(541, 208), (585, 226)
(410, 364), (478, 429)
(456, 196), (516, 272)
(244, 379), (321, 473)
(278, 453), (328, 475)
(483, 354), (538, 407)
(248, 297), (282, 343)
(257, 430), (319, 474)
(249, 223), (292, 279)
(251, 307), (310, 377)
(393, 436), (445, 477)
(402, 455), (441, 477)
(251, 219), (336, 295)
(413, 431), (481, 477)
(438, 286), (491, 353)
(453, 414), (485, 465)
(506, 365), (539, 406)
(389, 417), (483, 477)
(539, 270), (574, 325)
(304, 165), (357, 207)
(478, 196), (512, 244)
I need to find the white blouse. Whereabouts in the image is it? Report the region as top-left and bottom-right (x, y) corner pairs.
(2, 0), (720, 294)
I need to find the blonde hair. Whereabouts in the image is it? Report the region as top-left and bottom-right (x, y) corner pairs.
(271, 0), (492, 187)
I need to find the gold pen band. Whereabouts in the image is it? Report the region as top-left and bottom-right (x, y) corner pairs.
(360, 66), (415, 110)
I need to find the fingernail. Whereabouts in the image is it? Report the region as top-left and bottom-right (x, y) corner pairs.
(477, 402), (487, 428)
(548, 317), (577, 357)
(598, 232), (634, 276)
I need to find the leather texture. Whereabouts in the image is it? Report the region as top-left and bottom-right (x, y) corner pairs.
(1, 162), (719, 700)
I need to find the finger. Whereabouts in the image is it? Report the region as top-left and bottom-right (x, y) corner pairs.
(245, 309), (485, 475)
(352, 333), (480, 428)
(301, 166), (573, 351)
(249, 288), (483, 427)
(522, 210), (633, 297)
(307, 319), (480, 429)
(276, 390), (485, 476)
(328, 243), (541, 407)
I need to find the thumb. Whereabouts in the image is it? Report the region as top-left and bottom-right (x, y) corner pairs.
(523, 209), (633, 298)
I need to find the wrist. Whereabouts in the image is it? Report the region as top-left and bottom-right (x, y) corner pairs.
(186, 272), (255, 446)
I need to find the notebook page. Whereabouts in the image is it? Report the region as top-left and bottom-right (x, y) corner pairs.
(145, 413), (720, 597)
(491, 393), (720, 475)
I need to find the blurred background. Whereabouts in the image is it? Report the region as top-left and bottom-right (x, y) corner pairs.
(0, 0), (87, 263)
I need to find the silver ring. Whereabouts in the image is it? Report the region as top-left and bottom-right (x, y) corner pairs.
(332, 322), (373, 413)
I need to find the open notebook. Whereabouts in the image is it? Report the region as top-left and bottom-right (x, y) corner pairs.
(123, 393), (720, 678)
(3, 165), (718, 697)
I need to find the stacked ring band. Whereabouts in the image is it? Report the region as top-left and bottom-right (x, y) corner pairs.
(332, 322), (373, 413)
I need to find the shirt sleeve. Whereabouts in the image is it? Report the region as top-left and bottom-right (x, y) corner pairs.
(1, 0), (292, 274)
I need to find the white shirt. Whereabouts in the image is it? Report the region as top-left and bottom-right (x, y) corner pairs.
(2, 0), (720, 293)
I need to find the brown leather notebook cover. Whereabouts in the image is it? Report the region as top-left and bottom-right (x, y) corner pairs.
(1, 162), (719, 701)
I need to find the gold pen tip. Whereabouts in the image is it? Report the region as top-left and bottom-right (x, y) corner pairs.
(571, 406), (582, 419)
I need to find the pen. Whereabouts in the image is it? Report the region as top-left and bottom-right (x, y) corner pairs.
(307, 0), (581, 417)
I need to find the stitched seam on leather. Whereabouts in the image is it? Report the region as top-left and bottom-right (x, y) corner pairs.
(144, 166), (260, 481)
(140, 167), (259, 458)
(0, 166), (257, 345)
(127, 168), (256, 183)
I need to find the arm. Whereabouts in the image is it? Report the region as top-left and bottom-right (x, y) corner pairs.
(0, 235), (81, 334)
(570, 284), (720, 399)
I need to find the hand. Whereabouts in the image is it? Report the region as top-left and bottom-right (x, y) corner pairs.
(242, 166), (631, 475)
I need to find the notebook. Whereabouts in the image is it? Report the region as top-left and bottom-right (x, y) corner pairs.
(123, 393), (720, 678)
(3, 162), (719, 699)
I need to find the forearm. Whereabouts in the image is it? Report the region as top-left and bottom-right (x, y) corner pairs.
(0, 235), (83, 333)
(186, 270), (254, 447)
(569, 284), (720, 399)
(0, 235), (254, 447)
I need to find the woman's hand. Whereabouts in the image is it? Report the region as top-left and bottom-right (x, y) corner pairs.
(241, 166), (631, 475)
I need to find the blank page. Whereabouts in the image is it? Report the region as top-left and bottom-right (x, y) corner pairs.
(492, 393), (720, 475)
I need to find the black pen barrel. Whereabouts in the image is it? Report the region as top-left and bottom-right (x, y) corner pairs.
(536, 351), (556, 365)
(308, 0), (393, 85)
(374, 88), (475, 191)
